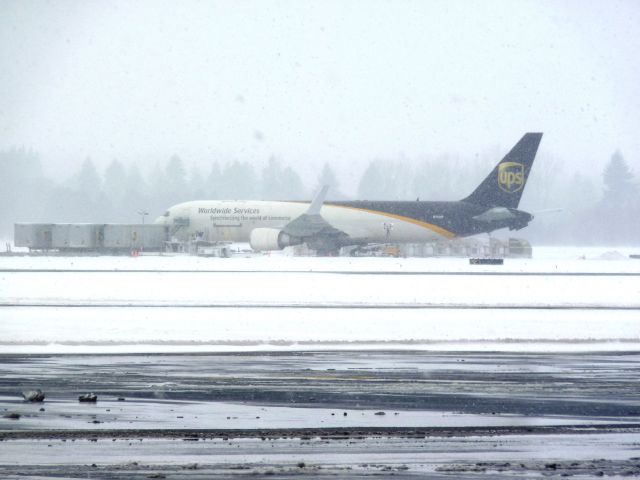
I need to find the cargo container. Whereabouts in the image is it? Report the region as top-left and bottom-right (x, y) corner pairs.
(51, 224), (99, 250)
(131, 224), (168, 251)
(102, 224), (132, 249)
(14, 223), (168, 253)
(102, 224), (167, 251)
(14, 223), (54, 250)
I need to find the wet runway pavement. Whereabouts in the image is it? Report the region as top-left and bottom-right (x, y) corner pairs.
(1, 351), (639, 477)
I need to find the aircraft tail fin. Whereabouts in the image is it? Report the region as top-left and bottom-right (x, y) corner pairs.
(463, 132), (542, 209)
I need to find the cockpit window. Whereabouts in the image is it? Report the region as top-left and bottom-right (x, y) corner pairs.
(164, 211), (170, 217)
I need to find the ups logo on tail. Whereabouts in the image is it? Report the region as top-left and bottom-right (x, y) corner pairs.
(498, 162), (524, 193)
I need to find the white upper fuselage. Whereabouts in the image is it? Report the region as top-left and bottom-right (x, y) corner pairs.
(156, 200), (451, 244)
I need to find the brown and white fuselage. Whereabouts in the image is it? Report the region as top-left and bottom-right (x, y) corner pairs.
(156, 200), (454, 244)
(155, 133), (542, 250)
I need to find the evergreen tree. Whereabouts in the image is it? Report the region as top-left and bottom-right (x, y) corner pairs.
(413, 155), (459, 201)
(520, 153), (564, 211)
(602, 150), (637, 206)
(122, 163), (151, 221)
(74, 157), (102, 200)
(0, 148), (51, 235)
(316, 163), (344, 199)
(205, 161), (222, 198)
(357, 161), (385, 200)
(0, 147), (43, 181)
(384, 158), (414, 200)
(165, 154), (188, 202)
(261, 157), (284, 199)
(188, 162), (206, 198)
(358, 158), (414, 200)
(596, 150), (639, 244)
(260, 157), (306, 200)
(563, 173), (599, 244)
(125, 163), (148, 197)
(103, 159), (127, 205)
(147, 161), (167, 208)
(219, 161), (257, 199)
(280, 165), (306, 200)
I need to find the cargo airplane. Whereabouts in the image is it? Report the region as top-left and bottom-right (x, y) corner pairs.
(157, 133), (542, 253)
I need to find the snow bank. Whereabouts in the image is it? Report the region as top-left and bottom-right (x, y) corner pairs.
(1, 306), (638, 354)
(2, 269), (639, 308)
(1, 246), (640, 274)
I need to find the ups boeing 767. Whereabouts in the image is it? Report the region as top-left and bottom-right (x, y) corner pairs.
(157, 133), (542, 253)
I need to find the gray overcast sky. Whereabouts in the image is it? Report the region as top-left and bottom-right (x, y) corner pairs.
(1, 0), (639, 193)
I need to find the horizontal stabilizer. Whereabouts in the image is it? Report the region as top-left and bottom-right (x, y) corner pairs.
(472, 207), (516, 223)
(533, 208), (563, 215)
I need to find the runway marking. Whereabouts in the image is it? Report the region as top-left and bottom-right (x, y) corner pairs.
(2, 338), (637, 346)
(1, 269), (639, 276)
(1, 303), (639, 310)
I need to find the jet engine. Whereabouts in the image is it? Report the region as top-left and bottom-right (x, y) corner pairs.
(249, 228), (301, 251)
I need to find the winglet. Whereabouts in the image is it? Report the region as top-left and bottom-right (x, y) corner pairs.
(307, 185), (329, 215)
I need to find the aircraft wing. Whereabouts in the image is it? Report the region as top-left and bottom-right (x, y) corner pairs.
(281, 186), (352, 252)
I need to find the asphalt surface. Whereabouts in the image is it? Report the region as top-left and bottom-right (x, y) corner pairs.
(1, 351), (640, 478)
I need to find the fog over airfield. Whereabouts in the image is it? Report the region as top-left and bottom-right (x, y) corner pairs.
(1, 0), (639, 192)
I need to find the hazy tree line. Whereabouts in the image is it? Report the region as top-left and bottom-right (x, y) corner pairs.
(0, 150), (346, 232)
(1, 147), (638, 245)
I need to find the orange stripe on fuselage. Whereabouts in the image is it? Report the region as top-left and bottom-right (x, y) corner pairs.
(329, 204), (456, 239)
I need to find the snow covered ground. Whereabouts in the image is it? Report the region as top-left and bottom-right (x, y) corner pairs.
(0, 246), (639, 353)
(2, 307), (638, 354)
(1, 245), (640, 273)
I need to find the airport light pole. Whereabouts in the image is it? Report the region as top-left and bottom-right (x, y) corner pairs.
(137, 210), (149, 225)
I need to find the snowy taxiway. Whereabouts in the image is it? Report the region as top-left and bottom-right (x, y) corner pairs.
(0, 247), (638, 353)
